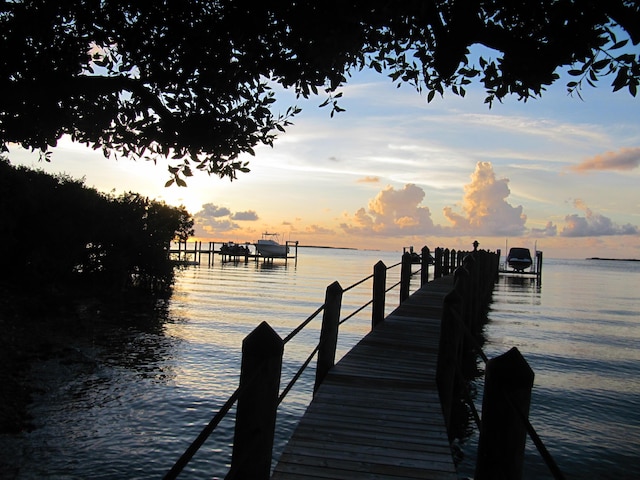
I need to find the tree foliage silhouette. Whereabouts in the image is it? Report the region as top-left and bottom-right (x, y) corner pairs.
(0, 158), (194, 296)
(1, 1), (638, 183)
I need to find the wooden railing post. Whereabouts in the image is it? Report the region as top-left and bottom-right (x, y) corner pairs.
(434, 247), (442, 278)
(400, 252), (412, 303)
(475, 347), (535, 480)
(443, 248), (450, 275)
(436, 289), (464, 439)
(421, 246), (430, 286)
(230, 321), (283, 480)
(314, 281), (343, 393)
(372, 261), (387, 329)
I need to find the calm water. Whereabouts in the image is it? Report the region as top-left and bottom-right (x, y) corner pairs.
(468, 258), (640, 480)
(1, 249), (638, 479)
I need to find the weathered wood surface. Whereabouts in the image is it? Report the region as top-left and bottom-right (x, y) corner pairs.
(272, 276), (457, 480)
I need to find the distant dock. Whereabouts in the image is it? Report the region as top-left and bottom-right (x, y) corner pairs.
(169, 240), (299, 266)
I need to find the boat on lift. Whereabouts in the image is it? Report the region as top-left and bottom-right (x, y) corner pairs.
(506, 247), (533, 272)
(255, 232), (289, 258)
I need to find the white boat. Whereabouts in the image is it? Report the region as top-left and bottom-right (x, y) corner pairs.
(255, 233), (289, 258)
(506, 247), (533, 272)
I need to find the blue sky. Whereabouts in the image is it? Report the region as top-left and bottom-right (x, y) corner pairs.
(9, 67), (640, 258)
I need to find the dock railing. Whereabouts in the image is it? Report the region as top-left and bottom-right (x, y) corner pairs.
(164, 244), (561, 480)
(437, 251), (565, 480)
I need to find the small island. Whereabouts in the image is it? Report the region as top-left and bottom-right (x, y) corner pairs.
(587, 257), (640, 262)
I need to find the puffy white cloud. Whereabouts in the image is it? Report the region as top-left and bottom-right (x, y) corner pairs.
(442, 162), (527, 236)
(341, 184), (437, 236)
(560, 199), (639, 237)
(341, 162), (534, 238)
(571, 147), (640, 173)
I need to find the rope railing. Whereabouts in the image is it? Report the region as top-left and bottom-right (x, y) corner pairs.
(439, 254), (565, 480)
(282, 304), (324, 344)
(277, 344), (320, 406)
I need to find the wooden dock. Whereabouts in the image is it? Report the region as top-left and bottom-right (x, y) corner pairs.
(169, 240), (299, 265)
(272, 276), (458, 480)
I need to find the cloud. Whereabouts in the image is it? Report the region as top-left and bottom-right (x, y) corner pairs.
(570, 147), (640, 173)
(560, 199), (639, 237)
(232, 210), (259, 221)
(442, 162), (527, 236)
(530, 221), (558, 237)
(340, 184), (438, 236)
(197, 204), (231, 218)
(304, 224), (336, 235)
(356, 176), (380, 184)
(194, 203), (256, 235)
(340, 162), (535, 238)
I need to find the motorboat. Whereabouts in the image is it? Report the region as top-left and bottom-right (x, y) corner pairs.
(506, 247), (533, 272)
(220, 241), (250, 256)
(255, 233), (289, 258)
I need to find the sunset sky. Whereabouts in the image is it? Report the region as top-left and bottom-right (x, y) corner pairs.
(9, 68), (640, 259)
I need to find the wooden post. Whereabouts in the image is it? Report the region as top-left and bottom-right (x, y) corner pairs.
(462, 254), (477, 332)
(537, 251), (543, 280)
(421, 246), (430, 286)
(475, 347), (535, 480)
(372, 261), (387, 329)
(433, 247), (442, 278)
(400, 252), (412, 303)
(315, 281), (343, 393)
(230, 321), (283, 480)
(443, 248), (450, 276)
(436, 289), (464, 439)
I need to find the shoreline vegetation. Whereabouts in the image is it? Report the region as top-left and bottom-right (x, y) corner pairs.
(0, 159), (194, 434)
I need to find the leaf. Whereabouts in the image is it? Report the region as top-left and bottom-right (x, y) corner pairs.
(176, 177), (187, 187)
(611, 39), (628, 50)
(427, 90), (435, 103)
(165, 178), (175, 187)
(567, 69), (583, 76)
(612, 68), (628, 92)
(592, 59), (610, 71)
(630, 82), (637, 97)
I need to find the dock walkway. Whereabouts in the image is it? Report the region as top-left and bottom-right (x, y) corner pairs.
(272, 275), (457, 480)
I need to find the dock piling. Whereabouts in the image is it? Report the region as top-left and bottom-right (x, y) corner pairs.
(475, 347), (535, 480)
(372, 261), (387, 329)
(314, 281), (343, 393)
(229, 322), (283, 480)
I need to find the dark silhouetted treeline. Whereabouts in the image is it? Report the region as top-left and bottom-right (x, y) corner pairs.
(0, 158), (194, 303)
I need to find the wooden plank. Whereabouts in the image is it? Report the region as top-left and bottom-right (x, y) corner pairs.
(272, 276), (458, 480)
